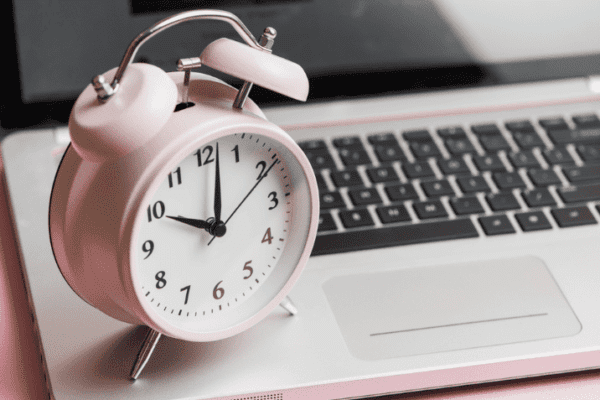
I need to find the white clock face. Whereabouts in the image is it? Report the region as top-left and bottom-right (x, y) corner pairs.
(135, 133), (303, 332)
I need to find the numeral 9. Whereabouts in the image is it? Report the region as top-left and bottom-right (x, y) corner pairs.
(142, 240), (154, 259)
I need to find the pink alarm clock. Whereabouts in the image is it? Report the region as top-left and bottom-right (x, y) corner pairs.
(48, 10), (319, 379)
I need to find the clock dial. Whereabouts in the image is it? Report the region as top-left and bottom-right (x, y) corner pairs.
(136, 133), (296, 330)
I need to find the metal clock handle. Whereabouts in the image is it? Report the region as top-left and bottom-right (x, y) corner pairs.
(93, 9), (272, 102)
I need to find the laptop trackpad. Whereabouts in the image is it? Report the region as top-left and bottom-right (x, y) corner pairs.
(323, 256), (580, 360)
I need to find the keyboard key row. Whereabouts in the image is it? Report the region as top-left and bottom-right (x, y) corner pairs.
(314, 205), (598, 255)
(316, 205), (598, 254)
(321, 185), (600, 228)
(321, 183), (566, 210)
(323, 164), (581, 192)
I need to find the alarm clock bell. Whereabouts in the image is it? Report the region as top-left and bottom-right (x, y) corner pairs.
(56, 9), (315, 380)
(70, 11), (308, 164)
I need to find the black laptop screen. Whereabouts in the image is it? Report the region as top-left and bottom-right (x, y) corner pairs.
(4, 0), (600, 131)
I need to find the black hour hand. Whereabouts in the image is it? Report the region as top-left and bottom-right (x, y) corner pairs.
(167, 216), (226, 237)
(167, 216), (211, 230)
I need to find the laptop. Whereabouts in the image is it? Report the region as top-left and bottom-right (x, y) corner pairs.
(3, 1), (600, 399)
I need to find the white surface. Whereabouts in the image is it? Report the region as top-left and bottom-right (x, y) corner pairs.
(436, 0), (600, 63)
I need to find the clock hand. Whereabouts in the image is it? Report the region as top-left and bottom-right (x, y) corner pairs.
(214, 142), (222, 222)
(207, 157), (279, 246)
(166, 216), (226, 237)
(167, 216), (211, 229)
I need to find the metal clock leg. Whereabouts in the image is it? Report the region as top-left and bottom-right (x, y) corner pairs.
(279, 295), (298, 316)
(130, 327), (162, 380)
(130, 296), (295, 380)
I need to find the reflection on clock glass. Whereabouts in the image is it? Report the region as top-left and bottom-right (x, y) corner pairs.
(137, 133), (292, 322)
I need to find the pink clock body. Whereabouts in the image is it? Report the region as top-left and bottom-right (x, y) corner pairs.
(49, 40), (318, 342)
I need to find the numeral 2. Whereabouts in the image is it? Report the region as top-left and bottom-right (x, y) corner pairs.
(255, 161), (267, 180)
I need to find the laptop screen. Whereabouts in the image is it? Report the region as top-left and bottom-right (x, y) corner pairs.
(3, 0), (600, 131)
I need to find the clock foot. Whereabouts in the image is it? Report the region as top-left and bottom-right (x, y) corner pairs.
(130, 327), (162, 380)
(279, 295), (298, 316)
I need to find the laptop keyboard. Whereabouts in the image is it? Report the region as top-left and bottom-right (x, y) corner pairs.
(299, 113), (600, 256)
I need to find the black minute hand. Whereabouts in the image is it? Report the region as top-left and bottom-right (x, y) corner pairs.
(207, 157), (279, 246)
(214, 142), (222, 222)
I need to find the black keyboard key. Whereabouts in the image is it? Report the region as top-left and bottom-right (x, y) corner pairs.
(305, 149), (336, 170)
(385, 183), (419, 201)
(522, 188), (556, 207)
(374, 145), (407, 162)
(457, 175), (490, 193)
(573, 114), (600, 128)
(551, 206), (596, 228)
(298, 139), (327, 151)
(366, 166), (399, 183)
(376, 204), (411, 224)
(367, 132), (397, 145)
(486, 192), (521, 211)
(348, 188), (383, 206)
(338, 208), (374, 229)
(404, 130), (440, 159)
(318, 212), (337, 232)
(548, 128), (600, 145)
(437, 127), (467, 137)
(445, 137), (475, 155)
(410, 141), (441, 159)
(315, 173), (328, 191)
(451, 196), (484, 215)
(320, 191), (346, 209)
(505, 120), (535, 132)
(563, 165), (600, 183)
(528, 169), (561, 186)
(338, 148), (371, 166)
(333, 136), (363, 149)
(312, 219), (479, 256)
(331, 169), (363, 187)
(558, 183), (600, 203)
(472, 124), (501, 135)
(577, 145), (600, 163)
(515, 211), (552, 232)
(403, 129), (432, 141)
(479, 215), (516, 236)
(438, 158), (471, 175)
(413, 200), (448, 219)
(479, 135), (511, 152)
(512, 131), (544, 149)
(403, 162), (435, 179)
(493, 171), (526, 190)
(539, 117), (569, 131)
(543, 147), (574, 165)
(473, 154), (506, 172)
(509, 151), (540, 169)
(421, 180), (455, 198)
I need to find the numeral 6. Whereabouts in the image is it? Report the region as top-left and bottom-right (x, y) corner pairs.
(213, 280), (224, 300)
